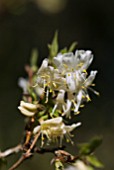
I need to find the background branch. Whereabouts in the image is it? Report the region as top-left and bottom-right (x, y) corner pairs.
(0, 144), (22, 159)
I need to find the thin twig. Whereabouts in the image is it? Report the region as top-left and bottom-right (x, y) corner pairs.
(8, 155), (27, 170)
(26, 131), (40, 154)
(0, 144), (22, 159)
(9, 131), (41, 170)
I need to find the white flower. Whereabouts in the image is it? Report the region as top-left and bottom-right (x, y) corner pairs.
(65, 160), (89, 170)
(33, 117), (81, 146)
(52, 90), (72, 118)
(52, 70), (98, 116)
(66, 70), (98, 111)
(34, 85), (45, 97)
(53, 50), (93, 72)
(51, 50), (98, 115)
(36, 50), (98, 117)
(84, 70), (98, 88)
(65, 71), (84, 92)
(18, 101), (38, 117)
(37, 58), (66, 102)
(37, 59), (66, 90)
(18, 77), (29, 94)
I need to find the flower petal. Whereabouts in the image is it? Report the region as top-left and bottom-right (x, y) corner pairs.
(74, 90), (83, 113)
(20, 101), (38, 111)
(18, 106), (35, 117)
(84, 70), (97, 87)
(66, 72), (76, 92)
(38, 58), (48, 73)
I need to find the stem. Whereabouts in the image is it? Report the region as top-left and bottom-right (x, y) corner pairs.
(8, 156), (26, 170)
(9, 130), (40, 170)
(0, 144), (22, 159)
(26, 131), (40, 154)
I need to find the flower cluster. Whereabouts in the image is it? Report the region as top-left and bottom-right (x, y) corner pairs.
(18, 47), (98, 146)
(0, 34), (102, 170)
(37, 50), (98, 118)
(18, 50), (98, 145)
(33, 117), (81, 146)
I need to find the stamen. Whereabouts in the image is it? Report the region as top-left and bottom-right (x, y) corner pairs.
(80, 104), (85, 108)
(45, 89), (49, 103)
(77, 62), (83, 67)
(91, 83), (95, 86)
(32, 84), (37, 87)
(83, 69), (87, 73)
(53, 82), (57, 87)
(86, 95), (91, 101)
(88, 87), (100, 96)
(68, 73), (71, 76)
(63, 64), (68, 68)
(50, 89), (53, 92)
(74, 111), (80, 115)
(52, 104), (58, 114)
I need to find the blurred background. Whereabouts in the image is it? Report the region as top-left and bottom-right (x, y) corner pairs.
(0, 0), (114, 169)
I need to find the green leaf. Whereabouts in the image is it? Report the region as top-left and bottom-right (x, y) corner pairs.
(48, 31), (59, 60)
(37, 110), (45, 117)
(41, 114), (49, 121)
(30, 49), (38, 66)
(30, 49), (38, 72)
(87, 166), (94, 170)
(68, 42), (77, 52)
(60, 47), (67, 54)
(55, 160), (64, 170)
(78, 136), (102, 156)
(87, 155), (104, 168)
(27, 87), (37, 101)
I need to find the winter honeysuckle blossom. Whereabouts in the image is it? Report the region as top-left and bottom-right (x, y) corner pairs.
(18, 49), (98, 146)
(33, 117), (81, 146)
(18, 101), (38, 117)
(0, 35), (102, 170)
(64, 160), (89, 170)
(36, 50), (98, 117)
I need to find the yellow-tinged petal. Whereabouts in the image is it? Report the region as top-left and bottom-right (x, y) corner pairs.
(20, 101), (38, 111)
(18, 106), (35, 117)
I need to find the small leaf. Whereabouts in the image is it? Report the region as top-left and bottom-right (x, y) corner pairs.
(30, 49), (38, 66)
(87, 155), (104, 168)
(37, 110), (45, 117)
(28, 87), (37, 101)
(30, 49), (38, 72)
(40, 114), (49, 121)
(55, 160), (64, 170)
(78, 136), (102, 156)
(60, 47), (67, 54)
(48, 31), (59, 60)
(87, 166), (94, 170)
(68, 42), (77, 52)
